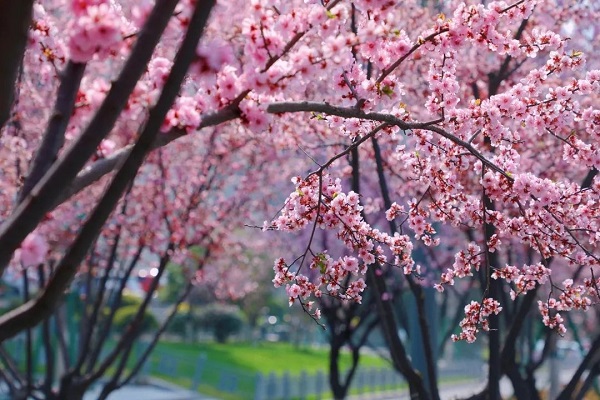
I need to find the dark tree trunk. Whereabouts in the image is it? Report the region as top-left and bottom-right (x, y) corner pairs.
(505, 367), (540, 400)
(329, 335), (348, 400)
(57, 376), (88, 400)
(0, 0), (35, 128)
(557, 334), (600, 400)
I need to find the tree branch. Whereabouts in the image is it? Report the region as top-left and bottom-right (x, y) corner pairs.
(91, 243), (173, 391)
(377, 28), (449, 84)
(18, 62), (87, 203)
(0, 0), (182, 276)
(556, 333), (600, 400)
(37, 266), (55, 399)
(267, 101), (510, 179)
(0, 0), (35, 129)
(54, 105), (240, 209)
(73, 196), (129, 375)
(371, 136), (440, 400)
(119, 280), (194, 387)
(84, 244), (143, 374)
(57, 99), (506, 226)
(267, 101), (439, 130)
(0, 0), (215, 343)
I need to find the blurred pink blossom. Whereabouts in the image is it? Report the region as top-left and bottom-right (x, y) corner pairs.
(19, 232), (48, 267)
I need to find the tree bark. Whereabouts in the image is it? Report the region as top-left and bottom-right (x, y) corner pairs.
(557, 333), (600, 400)
(329, 334), (346, 400)
(0, 0), (215, 343)
(0, 0), (35, 129)
(0, 0), (181, 276)
(18, 62), (86, 203)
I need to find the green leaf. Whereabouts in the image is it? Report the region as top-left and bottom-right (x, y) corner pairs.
(381, 85), (394, 97)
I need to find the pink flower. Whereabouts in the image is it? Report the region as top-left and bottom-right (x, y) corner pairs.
(385, 202), (405, 221)
(98, 139), (116, 157)
(217, 66), (241, 101)
(161, 96), (201, 133)
(71, 0), (107, 16)
(19, 232), (48, 267)
(148, 57), (173, 89)
(287, 283), (302, 298)
(341, 256), (359, 274)
(68, 4), (123, 63)
(192, 40), (234, 75)
(239, 100), (270, 133)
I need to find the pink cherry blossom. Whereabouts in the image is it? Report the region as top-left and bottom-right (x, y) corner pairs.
(68, 4), (123, 63)
(18, 232), (48, 267)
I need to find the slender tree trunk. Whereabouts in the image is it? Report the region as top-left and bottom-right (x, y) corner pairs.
(488, 280), (501, 400)
(57, 376), (87, 400)
(483, 191), (501, 400)
(548, 334), (560, 400)
(97, 381), (117, 400)
(329, 335), (347, 400)
(350, 141), (430, 399)
(575, 362), (600, 400)
(557, 334), (600, 400)
(505, 367), (539, 400)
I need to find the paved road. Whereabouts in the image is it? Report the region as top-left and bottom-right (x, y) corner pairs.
(83, 378), (216, 400)
(347, 379), (506, 400)
(348, 364), (578, 400)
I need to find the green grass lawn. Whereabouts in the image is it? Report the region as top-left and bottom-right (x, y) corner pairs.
(153, 340), (388, 375)
(142, 340), (395, 399)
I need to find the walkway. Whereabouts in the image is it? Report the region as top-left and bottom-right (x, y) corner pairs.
(83, 378), (216, 400)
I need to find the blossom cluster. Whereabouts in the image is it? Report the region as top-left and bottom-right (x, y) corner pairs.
(269, 174), (415, 312)
(534, 277), (600, 334)
(434, 243), (482, 292)
(16, 232), (49, 268)
(68, 1), (124, 63)
(491, 263), (551, 299)
(7, 0), (600, 348)
(451, 298), (503, 343)
(261, 0), (599, 333)
(537, 301), (567, 335)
